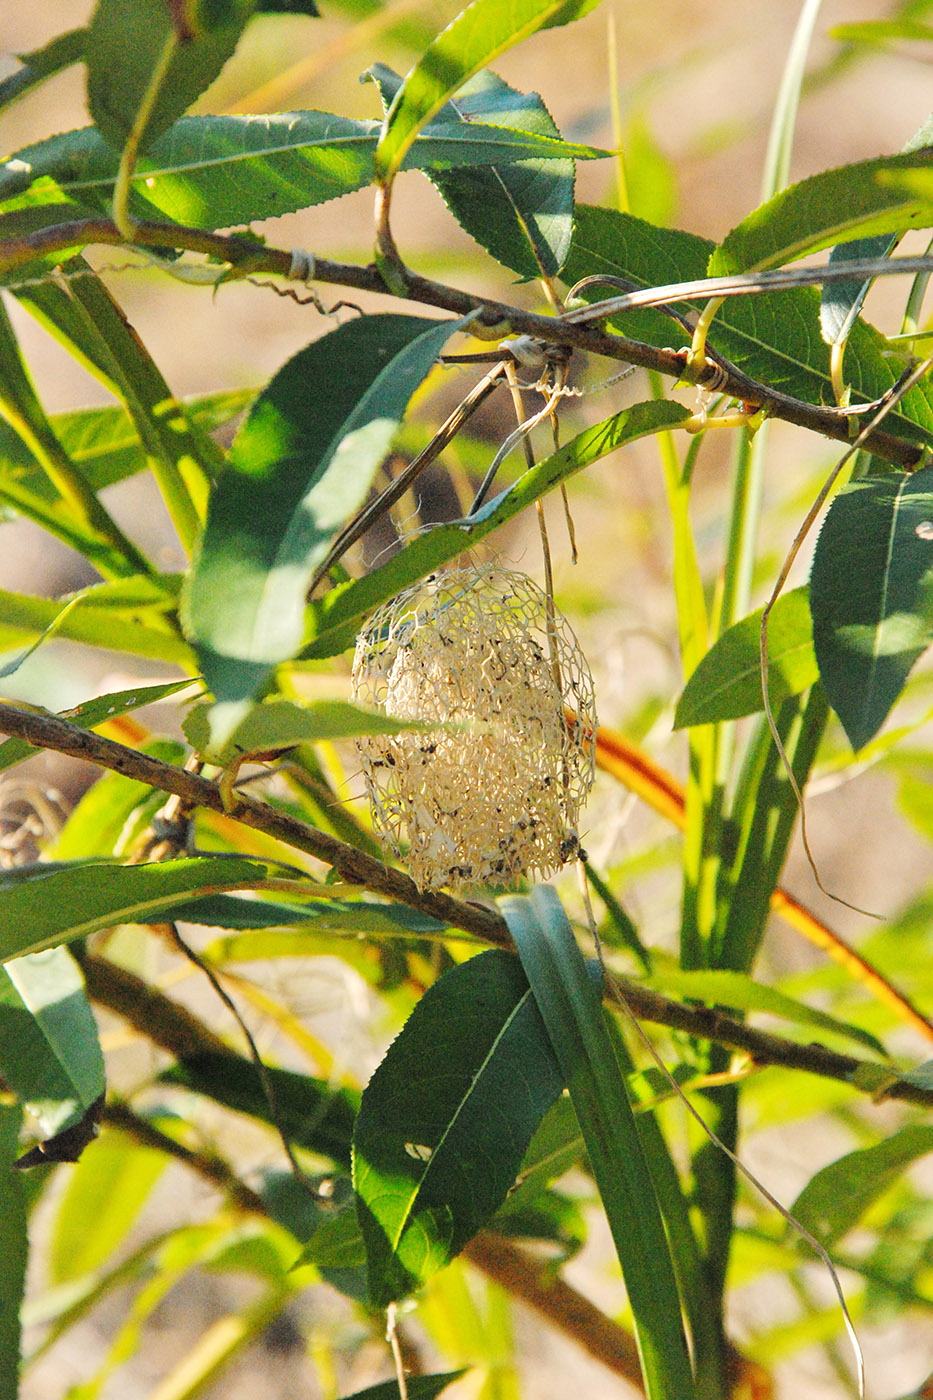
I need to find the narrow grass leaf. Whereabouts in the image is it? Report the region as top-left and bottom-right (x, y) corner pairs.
(504, 886), (696, 1400)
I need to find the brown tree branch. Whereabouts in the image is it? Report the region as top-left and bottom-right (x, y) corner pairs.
(5, 700), (930, 1107)
(0, 217), (926, 470)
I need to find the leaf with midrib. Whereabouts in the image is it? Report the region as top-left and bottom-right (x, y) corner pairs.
(674, 586), (817, 727)
(0, 113), (605, 233)
(809, 464), (933, 750)
(710, 149), (933, 275)
(368, 65), (575, 279)
(792, 1125), (933, 1246)
(0, 857), (286, 960)
(183, 313), (471, 711)
(562, 204), (933, 441)
(353, 949), (567, 1305)
(0, 947), (105, 1136)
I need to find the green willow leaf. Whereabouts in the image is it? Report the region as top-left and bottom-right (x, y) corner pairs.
(374, 0), (601, 183)
(0, 857), (287, 960)
(673, 586), (817, 727)
(0, 391), (252, 521)
(504, 887), (695, 1400)
(369, 65), (575, 278)
(709, 149), (933, 276)
(809, 464), (933, 750)
(563, 203), (933, 439)
(160, 1052), (358, 1168)
(86, 0), (256, 152)
(0, 947), (105, 1136)
(183, 696), (443, 764)
(0, 115), (604, 233)
(180, 895), (444, 938)
(304, 399), (690, 657)
(642, 967), (885, 1056)
(820, 118), (932, 346)
(792, 1125), (933, 1247)
(0, 1104), (25, 1400)
(49, 1135), (168, 1283)
(0, 585), (193, 668)
(353, 948), (566, 1306)
(183, 314), (470, 713)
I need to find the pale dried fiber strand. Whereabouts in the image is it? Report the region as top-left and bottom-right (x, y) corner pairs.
(351, 564), (596, 893)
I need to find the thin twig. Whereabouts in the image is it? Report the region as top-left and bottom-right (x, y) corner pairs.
(0, 217), (928, 469)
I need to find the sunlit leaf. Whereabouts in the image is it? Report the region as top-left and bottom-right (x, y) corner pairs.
(710, 149), (933, 275)
(0, 114), (604, 232)
(0, 947), (105, 1136)
(183, 314), (471, 713)
(374, 0), (602, 183)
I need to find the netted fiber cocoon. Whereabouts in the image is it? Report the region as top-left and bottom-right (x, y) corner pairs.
(351, 564), (596, 892)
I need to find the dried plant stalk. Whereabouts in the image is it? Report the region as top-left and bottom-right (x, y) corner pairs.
(351, 564), (596, 892)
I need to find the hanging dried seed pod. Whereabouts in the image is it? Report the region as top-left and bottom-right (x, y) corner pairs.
(351, 563), (596, 892)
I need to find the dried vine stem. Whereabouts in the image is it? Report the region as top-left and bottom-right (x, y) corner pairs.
(0, 216), (928, 469)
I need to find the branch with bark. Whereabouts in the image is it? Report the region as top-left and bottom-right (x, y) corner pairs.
(3, 699), (929, 1110)
(0, 217), (927, 469)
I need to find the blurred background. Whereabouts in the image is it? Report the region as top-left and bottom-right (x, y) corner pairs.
(4, 2), (933, 1397)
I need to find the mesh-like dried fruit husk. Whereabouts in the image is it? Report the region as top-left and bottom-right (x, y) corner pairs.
(351, 563), (596, 892)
